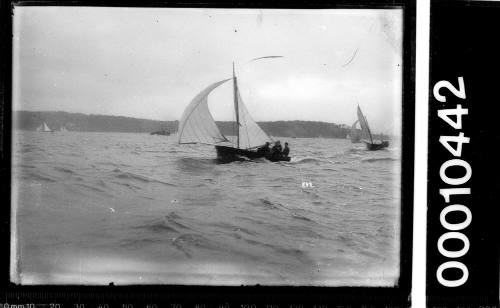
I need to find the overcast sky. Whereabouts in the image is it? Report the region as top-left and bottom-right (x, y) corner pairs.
(13, 7), (402, 135)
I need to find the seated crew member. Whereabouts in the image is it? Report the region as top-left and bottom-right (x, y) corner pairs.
(271, 141), (282, 160)
(257, 142), (271, 155)
(282, 142), (290, 157)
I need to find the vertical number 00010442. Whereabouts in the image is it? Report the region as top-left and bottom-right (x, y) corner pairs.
(433, 76), (472, 287)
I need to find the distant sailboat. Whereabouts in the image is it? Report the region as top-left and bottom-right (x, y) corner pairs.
(178, 63), (290, 162)
(350, 120), (361, 143)
(150, 129), (170, 136)
(36, 122), (52, 132)
(356, 105), (389, 150)
(59, 125), (68, 132)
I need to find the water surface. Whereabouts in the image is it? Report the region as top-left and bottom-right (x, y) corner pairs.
(11, 131), (401, 286)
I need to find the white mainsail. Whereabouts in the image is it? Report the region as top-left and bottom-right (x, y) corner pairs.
(236, 89), (272, 149)
(357, 105), (373, 143)
(178, 79), (231, 145)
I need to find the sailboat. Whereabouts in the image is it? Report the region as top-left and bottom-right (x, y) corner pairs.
(36, 122), (52, 133)
(356, 105), (389, 150)
(59, 125), (68, 132)
(349, 120), (361, 143)
(178, 63), (290, 163)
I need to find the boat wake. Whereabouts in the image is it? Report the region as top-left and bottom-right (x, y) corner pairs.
(175, 157), (218, 171)
(347, 148), (365, 154)
(360, 157), (398, 163)
(12, 130), (402, 286)
(290, 156), (325, 164)
(110, 168), (177, 186)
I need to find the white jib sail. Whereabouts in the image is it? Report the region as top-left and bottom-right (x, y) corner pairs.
(178, 79), (231, 145)
(236, 90), (273, 149)
(357, 106), (373, 143)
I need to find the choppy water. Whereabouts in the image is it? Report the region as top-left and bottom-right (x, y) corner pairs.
(11, 131), (401, 286)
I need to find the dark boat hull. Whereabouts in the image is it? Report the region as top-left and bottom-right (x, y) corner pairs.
(150, 130), (170, 136)
(364, 140), (389, 151)
(215, 145), (291, 163)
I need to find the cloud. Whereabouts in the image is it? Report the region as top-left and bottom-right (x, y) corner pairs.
(13, 7), (402, 134)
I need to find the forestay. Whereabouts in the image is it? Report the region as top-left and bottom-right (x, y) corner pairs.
(357, 106), (373, 143)
(236, 90), (273, 149)
(178, 79), (231, 145)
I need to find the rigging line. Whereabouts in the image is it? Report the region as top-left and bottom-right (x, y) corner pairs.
(341, 20), (376, 68)
(342, 47), (359, 67)
(248, 55), (284, 63)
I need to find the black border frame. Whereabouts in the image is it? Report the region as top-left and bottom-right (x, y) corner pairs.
(0, 1), (415, 307)
(426, 0), (500, 306)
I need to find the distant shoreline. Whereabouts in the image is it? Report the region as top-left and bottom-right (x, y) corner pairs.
(13, 110), (393, 139)
(13, 129), (365, 141)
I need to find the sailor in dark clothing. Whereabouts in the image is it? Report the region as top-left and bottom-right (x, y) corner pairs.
(271, 141), (282, 153)
(282, 142), (290, 157)
(257, 142), (271, 155)
(270, 141), (282, 160)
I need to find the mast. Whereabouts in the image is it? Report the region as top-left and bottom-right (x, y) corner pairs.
(233, 62), (240, 148)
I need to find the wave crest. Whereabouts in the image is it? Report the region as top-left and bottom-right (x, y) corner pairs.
(361, 157), (397, 163)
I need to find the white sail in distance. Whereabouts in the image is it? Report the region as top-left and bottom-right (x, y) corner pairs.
(37, 122), (51, 132)
(350, 120), (361, 143)
(178, 79), (231, 145)
(357, 106), (373, 143)
(236, 89), (272, 149)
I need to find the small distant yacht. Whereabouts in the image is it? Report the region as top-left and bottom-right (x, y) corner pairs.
(150, 129), (170, 136)
(36, 122), (53, 133)
(356, 105), (389, 151)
